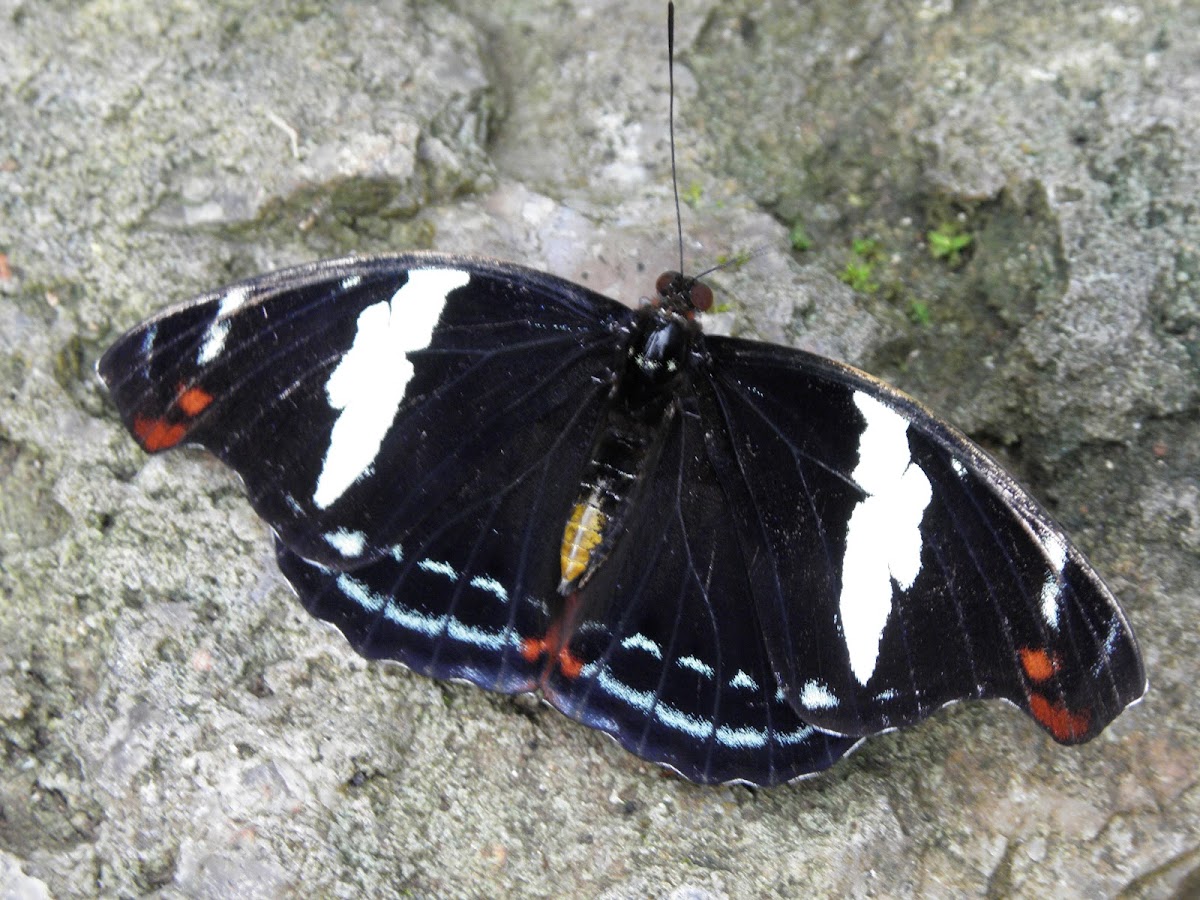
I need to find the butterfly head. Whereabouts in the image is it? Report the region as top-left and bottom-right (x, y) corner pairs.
(654, 270), (714, 319)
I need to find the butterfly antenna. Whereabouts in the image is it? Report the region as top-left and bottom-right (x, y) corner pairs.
(694, 242), (775, 281)
(667, 2), (686, 277)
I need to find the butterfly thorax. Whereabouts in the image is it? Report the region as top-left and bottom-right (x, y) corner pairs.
(558, 301), (700, 594)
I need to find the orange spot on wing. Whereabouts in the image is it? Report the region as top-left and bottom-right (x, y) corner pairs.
(1019, 647), (1058, 683)
(177, 385), (213, 417)
(1028, 692), (1091, 742)
(133, 416), (187, 451)
(521, 637), (546, 664)
(556, 648), (584, 680)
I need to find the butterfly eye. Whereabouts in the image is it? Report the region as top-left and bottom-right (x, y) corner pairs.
(689, 281), (714, 312)
(655, 271), (680, 297)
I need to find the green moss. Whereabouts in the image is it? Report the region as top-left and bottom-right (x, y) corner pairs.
(840, 262), (878, 294)
(851, 237), (880, 258)
(839, 237), (883, 294)
(907, 299), (931, 325)
(788, 222), (811, 251)
(927, 221), (973, 266)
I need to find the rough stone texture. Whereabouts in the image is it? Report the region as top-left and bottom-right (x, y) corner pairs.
(1, 0), (1196, 896)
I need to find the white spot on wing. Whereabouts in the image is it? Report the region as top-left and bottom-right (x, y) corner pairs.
(621, 633), (663, 659)
(655, 704), (713, 740)
(324, 528), (366, 557)
(776, 724), (816, 746)
(729, 670), (759, 691)
(313, 268), (470, 509)
(715, 724), (766, 749)
(197, 285), (250, 365)
(1033, 523), (1068, 629)
(198, 321), (230, 366)
(595, 669), (654, 711)
(800, 680), (839, 710)
(586, 664), (785, 750)
(677, 655), (715, 679)
(469, 574), (508, 604)
(337, 574), (386, 613)
(418, 558), (458, 581)
(337, 574), (516, 652)
(838, 392), (933, 686)
(446, 618), (508, 651)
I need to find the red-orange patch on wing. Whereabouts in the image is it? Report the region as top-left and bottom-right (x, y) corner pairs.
(1019, 647), (1058, 683)
(556, 648), (584, 680)
(176, 385), (213, 417)
(1028, 692), (1091, 742)
(520, 637), (546, 664)
(133, 416), (187, 451)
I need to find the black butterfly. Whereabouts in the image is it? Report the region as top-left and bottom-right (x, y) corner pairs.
(98, 250), (1145, 786)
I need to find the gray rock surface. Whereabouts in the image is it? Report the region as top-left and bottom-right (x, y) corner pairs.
(1, 0), (1196, 896)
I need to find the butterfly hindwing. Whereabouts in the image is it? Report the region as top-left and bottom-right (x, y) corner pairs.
(700, 336), (1146, 743)
(99, 253), (635, 569)
(540, 393), (858, 786)
(272, 368), (611, 695)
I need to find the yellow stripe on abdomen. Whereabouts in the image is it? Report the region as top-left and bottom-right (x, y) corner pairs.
(560, 500), (606, 584)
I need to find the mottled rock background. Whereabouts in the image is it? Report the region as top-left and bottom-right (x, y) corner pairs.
(2, 0), (1197, 896)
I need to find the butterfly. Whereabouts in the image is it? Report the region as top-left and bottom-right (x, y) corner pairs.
(97, 4), (1144, 786)
(98, 249), (1145, 786)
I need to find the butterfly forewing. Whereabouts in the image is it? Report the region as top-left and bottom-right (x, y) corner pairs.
(99, 254), (635, 570)
(701, 336), (1145, 742)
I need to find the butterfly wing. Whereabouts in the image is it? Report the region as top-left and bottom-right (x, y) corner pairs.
(271, 370), (607, 694)
(101, 252), (638, 697)
(100, 249), (1144, 779)
(99, 253), (634, 570)
(540, 394), (858, 786)
(699, 335), (1146, 743)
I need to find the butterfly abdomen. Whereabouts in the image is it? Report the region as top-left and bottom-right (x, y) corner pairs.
(558, 304), (699, 592)
(559, 424), (657, 590)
